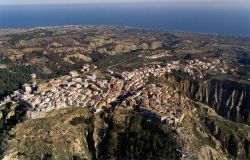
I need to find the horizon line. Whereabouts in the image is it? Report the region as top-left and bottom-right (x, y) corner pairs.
(1, 2), (249, 10)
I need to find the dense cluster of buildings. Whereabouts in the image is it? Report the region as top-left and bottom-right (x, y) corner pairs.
(183, 58), (230, 79)
(0, 58), (232, 125)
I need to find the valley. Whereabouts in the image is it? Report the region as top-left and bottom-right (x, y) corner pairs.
(0, 26), (249, 160)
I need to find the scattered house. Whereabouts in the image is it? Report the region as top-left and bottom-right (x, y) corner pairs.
(22, 84), (32, 93)
(69, 71), (79, 77)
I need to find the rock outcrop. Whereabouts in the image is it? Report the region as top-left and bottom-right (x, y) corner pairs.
(2, 108), (181, 160)
(165, 73), (250, 125)
(179, 105), (250, 160)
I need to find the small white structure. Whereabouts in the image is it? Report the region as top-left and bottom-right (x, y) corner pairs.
(22, 84), (32, 93)
(31, 73), (37, 85)
(31, 73), (37, 80)
(69, 71), (79, 77)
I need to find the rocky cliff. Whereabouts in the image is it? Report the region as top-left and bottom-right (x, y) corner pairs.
(165, 73), (250, 125)
(1, 87), (249, 159)
(179, 105), (250, 160)
(2, 107), (181, 160)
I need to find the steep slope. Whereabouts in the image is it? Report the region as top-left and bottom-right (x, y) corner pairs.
(178, 103), (250, 160)
(165, 73), (250, 125)
(2, 108), (180, 160)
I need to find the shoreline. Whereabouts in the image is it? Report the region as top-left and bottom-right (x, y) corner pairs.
(0, 25), (250, 38)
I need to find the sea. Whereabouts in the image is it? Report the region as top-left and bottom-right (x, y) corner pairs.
(0, 3), (250, 36)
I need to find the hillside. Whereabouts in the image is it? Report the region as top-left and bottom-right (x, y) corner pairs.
(0, 26), (249, 159)
(2, 108), (181, 160)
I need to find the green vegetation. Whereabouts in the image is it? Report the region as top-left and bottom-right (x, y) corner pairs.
(0, 27), (250, 159)
(1, 108), (181, 160)
(186, 103), (250, 160)
(0, 66), (33, 95)
(93, 51), (144, 72)
(203, 116), (250, 159)
(117, 119), (179, 159)
(7, 34), (31, 46)
(98, 114), (180, 160)
(39, 61), (85, 79)
(0, 53), (12, 65)
(7, 30), (54, 46)
(0, 50), (87, 95)
(0, 103), (28, 156)
(146, 75), (165, 85)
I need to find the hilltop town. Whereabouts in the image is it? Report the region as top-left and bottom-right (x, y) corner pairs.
(0, 26), (250, 160)
(1, 56), (235, 126)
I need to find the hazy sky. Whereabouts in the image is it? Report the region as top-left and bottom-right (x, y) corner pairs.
(0, 0), (249, 6)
